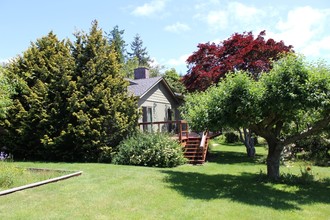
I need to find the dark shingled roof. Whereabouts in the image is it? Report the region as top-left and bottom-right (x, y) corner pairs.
(127, 76), (163, 97)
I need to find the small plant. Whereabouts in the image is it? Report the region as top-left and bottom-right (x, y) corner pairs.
(299, 165), (314, 183)
(0, 153), (25, 189)
(113, 132), (187, 168)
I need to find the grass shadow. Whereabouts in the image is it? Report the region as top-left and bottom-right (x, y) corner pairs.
(206, 150), (265, 165)
(161, 170), (330, 210)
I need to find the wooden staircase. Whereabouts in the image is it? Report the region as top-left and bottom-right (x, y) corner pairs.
(177, 121), (209, 164)
(183, 136), (209, 164)
(138, 120), (212, 164)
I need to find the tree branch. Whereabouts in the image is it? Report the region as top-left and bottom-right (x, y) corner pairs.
(283, 115), (330, 145)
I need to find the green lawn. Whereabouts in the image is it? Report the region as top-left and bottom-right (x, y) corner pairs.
(0, 143), (329, 220)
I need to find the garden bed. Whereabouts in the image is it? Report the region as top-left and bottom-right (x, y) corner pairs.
(0, 167), (82, 196)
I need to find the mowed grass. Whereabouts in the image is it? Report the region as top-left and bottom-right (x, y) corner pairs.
(0, 142), (329, 220)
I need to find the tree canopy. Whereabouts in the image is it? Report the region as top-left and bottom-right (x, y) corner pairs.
(183, 31), (293, 92)
(182, 54), (330, 180)
(163, 68), (186, 94)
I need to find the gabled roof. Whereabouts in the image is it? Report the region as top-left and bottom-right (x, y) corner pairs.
(127, 76), (162, 97)
(127, 76), (178, 103)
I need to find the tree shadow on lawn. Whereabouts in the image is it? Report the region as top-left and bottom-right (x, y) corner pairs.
(161, 170), (330, 210)
(206, 150), (265, 165)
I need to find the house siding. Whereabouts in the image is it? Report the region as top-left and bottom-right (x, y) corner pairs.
(138, 81), (179, 124)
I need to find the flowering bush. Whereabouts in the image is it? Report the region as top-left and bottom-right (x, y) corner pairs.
(0, 152), (9, 161)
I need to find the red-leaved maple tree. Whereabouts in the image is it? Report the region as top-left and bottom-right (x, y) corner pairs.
(183, 31), (293, 92)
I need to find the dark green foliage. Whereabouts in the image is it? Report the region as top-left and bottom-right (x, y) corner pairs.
(224, 132), (239, 143)
(1, 21), (139, 162)
(295, 134), (330, 166)
(127, 34), (151, 66)
(113, 132), (187, 167)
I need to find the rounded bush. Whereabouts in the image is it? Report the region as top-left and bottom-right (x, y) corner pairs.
(224, 132), (239, 143)
(113, 132), (187, 167)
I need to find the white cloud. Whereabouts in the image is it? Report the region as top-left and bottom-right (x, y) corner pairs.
(167, 54), (190, 66)
(206, 10), (228, 30)
(302, 36), (330, 57)
(164, 22), (190, 33)
(275, 6), (326, 47)
(149, 57), (160, 67)
(229, 2), (264, 23)
(132, 0), (166, 16)
(195, 1), (263, 32)
(268, 6), (330, 57)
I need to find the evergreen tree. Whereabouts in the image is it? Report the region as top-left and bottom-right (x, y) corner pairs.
(1, 21), (139, 162)
(67, 20), (138, 161)
(2, 32), (74, 160)
(127, 34), (151, 66)
(107, 25), (126, 64)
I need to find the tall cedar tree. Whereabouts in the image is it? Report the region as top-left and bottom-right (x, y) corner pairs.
(127, 34), (151, 67)
(183, 31), (293, 92)
(2, 32), (74, 160)
(107, 25), (127, 64)
(68, 21), (138, 161)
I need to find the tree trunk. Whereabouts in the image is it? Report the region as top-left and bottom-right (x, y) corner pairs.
(266, 140), (283, 181)
(238, 128), (256, 157)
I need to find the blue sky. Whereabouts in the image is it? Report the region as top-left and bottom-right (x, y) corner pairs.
(1, 0), (330, 74)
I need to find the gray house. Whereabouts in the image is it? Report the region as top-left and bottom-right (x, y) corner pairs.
(127, 67), (182, 131)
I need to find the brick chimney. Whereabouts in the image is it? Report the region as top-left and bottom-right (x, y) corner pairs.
(134, 67), (149, 79)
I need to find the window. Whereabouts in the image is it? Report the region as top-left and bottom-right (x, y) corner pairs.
(142, 106), (152, 131)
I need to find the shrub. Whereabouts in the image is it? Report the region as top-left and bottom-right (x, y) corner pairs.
(224, 132), (239, 143)
(113, 132), (187, 167)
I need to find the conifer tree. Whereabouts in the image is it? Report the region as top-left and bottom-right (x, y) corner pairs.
(2, 32), (74, 160)
(67, 20), (138, 161)
(1, 21), (139, 162)
(127, 34), (151, 66)
(107, 25), (126, 64)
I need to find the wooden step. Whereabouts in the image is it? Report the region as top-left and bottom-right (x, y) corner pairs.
(181, 135), (209, 164)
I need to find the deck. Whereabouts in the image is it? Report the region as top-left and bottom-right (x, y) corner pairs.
(138, 120), (220, 164)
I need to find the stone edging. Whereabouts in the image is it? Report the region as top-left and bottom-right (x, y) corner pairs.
(0, 168), (82, 196)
